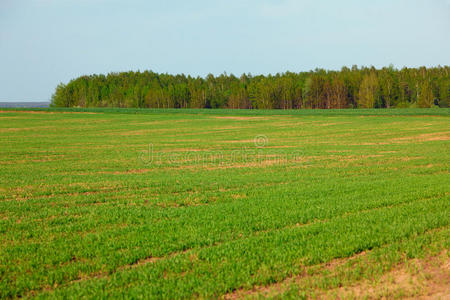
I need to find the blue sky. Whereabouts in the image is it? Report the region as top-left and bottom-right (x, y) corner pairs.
(1, 0), (449, 101)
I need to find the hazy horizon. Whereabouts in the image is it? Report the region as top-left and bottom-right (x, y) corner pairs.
(1, 0), (449, 102)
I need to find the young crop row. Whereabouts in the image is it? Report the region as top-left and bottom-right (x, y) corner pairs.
(0, 110), (448, 298)
(30, 196), (449, 298)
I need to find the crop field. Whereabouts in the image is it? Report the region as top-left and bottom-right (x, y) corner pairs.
(0, 108), (449, 299)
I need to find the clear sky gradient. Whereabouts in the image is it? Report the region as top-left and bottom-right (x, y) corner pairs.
(1, 0), (449, 101)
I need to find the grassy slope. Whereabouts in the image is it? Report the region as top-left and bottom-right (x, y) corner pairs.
(0, 108), (448, 298)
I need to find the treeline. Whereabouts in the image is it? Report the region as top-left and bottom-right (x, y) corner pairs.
(51, 65), (449, 109)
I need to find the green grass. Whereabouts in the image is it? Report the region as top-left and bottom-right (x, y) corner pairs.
(2, 106), (449, 116)
(0, 108), (449, 298)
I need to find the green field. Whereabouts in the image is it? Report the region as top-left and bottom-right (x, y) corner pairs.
(0, 108), (449, 299)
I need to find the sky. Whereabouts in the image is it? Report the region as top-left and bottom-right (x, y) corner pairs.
(0, 0), (449, 102)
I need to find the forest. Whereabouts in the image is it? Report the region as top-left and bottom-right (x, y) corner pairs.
(51, 65), (449, 109)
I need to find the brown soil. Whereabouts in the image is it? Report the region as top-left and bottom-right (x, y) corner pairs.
(224, 251), (449, 299)
(319, 251), (449, 299)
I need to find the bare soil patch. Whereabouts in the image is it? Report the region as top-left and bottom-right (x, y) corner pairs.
(224, 250), (449, 299)
(391, 132), (450, 142)
(319, 251), (449, 299)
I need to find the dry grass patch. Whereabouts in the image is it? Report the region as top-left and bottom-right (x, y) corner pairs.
(224, 250), (449, 300)
(318, 251), (449, 299)
(390, 132), (450, 143)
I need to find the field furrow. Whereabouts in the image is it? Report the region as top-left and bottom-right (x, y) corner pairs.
(0, 109), (448, 299)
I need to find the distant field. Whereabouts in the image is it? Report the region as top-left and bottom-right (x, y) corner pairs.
(0, 102), (49, 108)
(0, 108), (449, 298)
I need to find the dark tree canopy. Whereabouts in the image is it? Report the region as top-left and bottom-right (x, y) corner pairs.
(51, 66), (449, 109)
